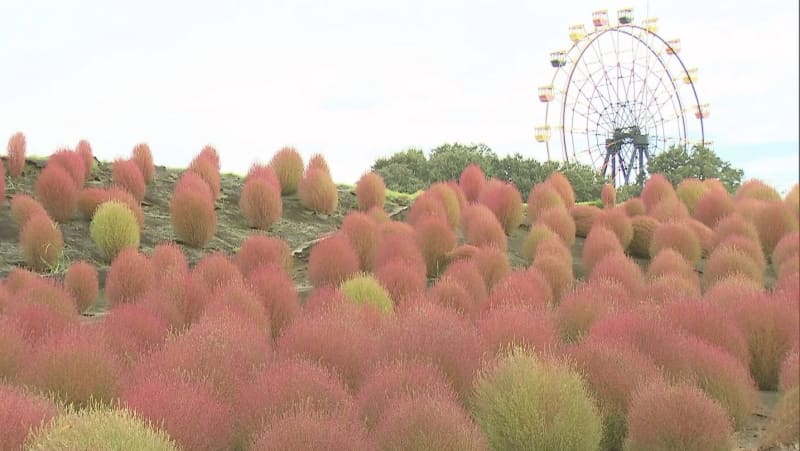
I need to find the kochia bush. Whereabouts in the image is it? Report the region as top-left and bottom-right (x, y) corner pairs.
(571, 204), (601, 237)
(546, 172), (576, 207)
(308, 233), (360, 288)
(414, 215), (457, 276)
(341, 273), (394, 314)
(0, 384), (58, 451)
(171, 172), (217, 247)
(459, 163), (486, 202)
(75, 139), (94, 174)
(35, 164), (78, 222)
(355, 171), (386, 211)
(63, 261), (99, 313)
(477, 306), (558, 357)
(112, 158), (146, 202)
(9, 193), (47, 228)
(536, 206), (576, 246)
(582, 225), (624, 274)
(340, 212), (381, 271)
(236, 234), (292, 275)
(188, 154), (221, 199)
(753, 200), (799, 255)
(249, 410), (372, 451)
(526, 182), (565, 222)
(105, 248), (155, 307)
(693, 188), (735, 228)
(47, 149), (86, 188)
(131, 143), (155, 184)
(246, 265), (300, 338)
(6, 131), (26, 177)
(478, 179), (523, 234)
(240, 176), (283, 230)
(19, 212), (63, 272)
(650, 220), (701, 262)
(299, 167), (338, 214)
(90, 201), (140, 261)
(594, 207), (634, 248)
(269, 146), (304, 195)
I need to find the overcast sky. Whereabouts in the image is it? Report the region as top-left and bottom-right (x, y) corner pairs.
(1, 0), (797, 191)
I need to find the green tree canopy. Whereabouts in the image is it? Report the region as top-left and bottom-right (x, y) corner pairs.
(647, 145), (743, 192)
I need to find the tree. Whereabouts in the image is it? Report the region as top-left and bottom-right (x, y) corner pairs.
(428, 143), (499, 183)
(647, 145), (743, 191)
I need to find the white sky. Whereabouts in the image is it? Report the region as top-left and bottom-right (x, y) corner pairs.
(1, 0), (797, 190)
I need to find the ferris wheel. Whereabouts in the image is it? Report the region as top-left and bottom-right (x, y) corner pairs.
(535, 8), (708, 185)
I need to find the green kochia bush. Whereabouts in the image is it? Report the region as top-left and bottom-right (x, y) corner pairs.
(90, 201), (140, 261)
(340, 273), (394, 314)
(471, 348), (602, 451)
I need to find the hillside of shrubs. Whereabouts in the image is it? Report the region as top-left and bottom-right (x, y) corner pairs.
(0, 131), (798, 450)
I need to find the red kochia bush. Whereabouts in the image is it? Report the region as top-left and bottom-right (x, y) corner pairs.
(483, 269), (552, 312)
(536, 206), (576, 246)
(105, 248), (155, 307)
(463, 205), (508, 251)
(478, 179), (523, 234)
(407, 191), (448, 226)
(245, 163), (281, 189)
(299, 167), (338, 214)
(754, 199), (799, 255)
(375, 262), (426, 305)
(102, 304), (170, 366)
(601, 183), (616, 208)
(414, 215), (457, 276)
(556, 279), (633, 342)
(240, 175), (283, 230)
(236, 358), (353, 441)
(247, 265), (300, 339)
(736, 179), (781, 202)
(526, 182), (565, 222)
(270, 146), (304, 195)
(472, 245), (511, 291)
(112, 158), (146, 202)
(640, 173), (676, 211)
(308, 234), (360, 288)
(0, 384), (58, 451)
(546, 171), (576, 207)
(459, 163), (486, 202)
(77, 187), (108, 219)
(780, 351), (799, 392)
(532, 252), (574, 303)
(650, 220), (701, 262)
(440, 259), (489, 306)
(277, 303), (382, 390)
(704, 274), (764, 307)
(571, 204), (601, 237)
(625, 382), (735, 451)
(717, 234), (767, 272)
(122, 375), (235, 451)
(10, 193), (47, 227)
(647, 248), (696, 280)
(373, 395), (487, 451)
(131, 143), (154, 184)
(21, 327), (122, 407)
(236, 234), (292, 275)
(64, 260), (99, 312)
(189, 154), (221, 199)
(35, 164), (77, 222)
(582, 225), (624, 274)
(772, 232), (799, 272)
(0, 318), (29, 381)
(429, 183), (462, 229)
(355, 171), (386, 211)
(711, 213), (761, 248)
(427, 278), (475, 318)
(75, 139), (93, 174)
(374, 232), (425, 270)
(249, 410), (372, 451)
(623, 197), (646, 217)
(593, 207), (634, 248)
(197, 145), (221, 171)
(340, 212), (381, 271)
(192, 252), (243, 293)
(150, 242), (189, 279)
(171, 172), (217, 247)
(19, 212), (63, 272)
(383, 303), (481, 401)
(357, 360), (458, 428)
(477, 306), (557, 357)
(703, 245), (764, 289)
(643, 273), (701, 304)
(6, 131), (26, 177)
(693, 188), (736, 228)
(48, 149), (86, 188)
(306, 153), (330, 174)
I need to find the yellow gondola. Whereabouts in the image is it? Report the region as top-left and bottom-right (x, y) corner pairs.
(538, 86), (555, 102)
(666, 38), (681, 54)
(569, 24), (587, 42)
(683, 68), (698, 84)
(592, 10), (609, 27)
(535, 126), (551, 142)
(643, 17), (658, 33)
(618, 8), (633, 25)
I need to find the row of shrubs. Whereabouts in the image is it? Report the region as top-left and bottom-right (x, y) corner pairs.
(2, 135), (799, 449)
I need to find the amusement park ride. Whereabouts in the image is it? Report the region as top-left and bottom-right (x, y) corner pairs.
(535, 8), (708, 185)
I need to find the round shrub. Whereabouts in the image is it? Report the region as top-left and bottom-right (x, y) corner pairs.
(384, 303), (481, 401)
(236, 234), (292, 275)
(75, 139), (93, 174)
(0, 384), (58, 451)
(753, 199), (799, 255)
(35, 164), (77, 222)
(429, 182), (462, 229)
(760, 386), (800, 450)
(112, 158), (146, 202)
(131, 143), (154, 184)
(736, 178), (781, 202)
(693, 188), (735, 228)
(105, 248), (155, 307)
(556, 279), (632, 342)
(0, 160), (4, 204)
(650, 220), (701, 262)
(10, 275), (77, 317)
(459, 163), (486, 202)
(407, 191), (448, 226)
(77, 187), (109, 219)
(472, 349), (602, 451)
(308, 233), (360, 288)
(106, 187), (145, 229)
(651, 198), (689, 227)
(594, 207), (634, 248)
(102, 304), (170, 366)
(625, 382), (734, 451)
(772, 232), (799, 272)
(6, 131), (26, 177)
(240, 176), (283, 230)
(786, 183), (800, 216)
(198, 144), (221, 171)
(582, 225), (624, 274)
(357, 359), (458, 429)
(627, 215), (659, 257)
(428, 278), (474, 318)
(375, 230), (424, 269)
(242, 265), (297, 338)
(374, 395), (487, 451)
(676, 178), (707, 213)
(27, 406), (178, 451)
(477, 306), (557, 357)
(527, 182), (565, 222)
(269, 146), (304, 195)
(567, 339), (663, 451)
(483, 268), (552, 312)
(122, 375), (233, 451)
(521, 224), (555, 264)
(415, 216), (457, 276)
(463, 206), (508, 251)
(171, 174), (216, 247)
(245, 163), (280, 189)
(717, 234), (767, 272)
(478, 179), (523, 234)
(19, 212), (63, 272)
(192, 252), (243, 293)
(355, 171), (386, 211)
(64, 261), (99, 312)
(249, 410), (372, 451)
(622, 197), (646, 216)
(647, 248), (695, 280)
(340, 212), (381, 271)
(536, 206), (576, 246)
(9, 193), (47, 227)
(546, 172), (576, 207)
(441, 259), (488, 306)
(472, 245), (510, 291)
(48, 149), (86, 188)
(150, 243), (189, 279)
(299, 167), (338, 214)
(374, 261), (426, 305)
(711, 213), (761, 249)
(704, 274), (764, 307)
(571, 203), (601, 237)
(0, 318), (29, 381)
(340, 273), (393, 314)
(644, 273), (701, 304)
(601, 182), (616, 208)
(21, 328), (122, 407)
(703, 245), (764, 289)
(91, 201), (140, 260)
(590, 252), (645, 297)
(532, 253), (574, 303)
(306, 153), (330, 174)
(640, 173), (676, 210)
(188, 154), (221, 199)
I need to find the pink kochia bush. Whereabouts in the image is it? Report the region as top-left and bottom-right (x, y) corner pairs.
(35, 164), (78, 222)
(122, 374), (236, 451)
(582, 225), (624, 274)
(48, 149), (87, 189)
(191, 252), (243, 293)
(247, 264), (300, 339)
(477, 305), (558, 357)
(112, 159), (146, 202)
(753, 200), (799, 255)
(249, 410), (373, 451)
(340, 212), (381, 271)
(299, 167), (338, 214)
(75, 139), (93, 174)
(21, 327), (122, 407)
(414, 215), (457, 276)
(624, 382), (735, 451)
(462, 205), (508, 251)
(590, 252), (645, 298)
(7, 131), (26, 177)
(0, 317), (29, 382)
(240, 173), (283, 230)
(556, 279), (633, 342)
(9, 193), (47, 228)
(0, 384), (58, 451)
(19, 212), (63, 272)
(171, 171), (217, 247)
(150, 242), (189, 280)
(105, 248), (155, 307)
(189, 152), (221, 199)
(355, 171), (386, 211)
(101, 304), (170, 366)
(269, 146), (304, 195)
(459, 163), (486, 202)
(235, 234), (293, 275)
(482, 269), (552, 312)
(63, 260), (99, 312)
(131, 143), (154, 184)
(478, 179), (523, 234)
(308, 233), (360, 288)
(650, 220), (701, 262)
